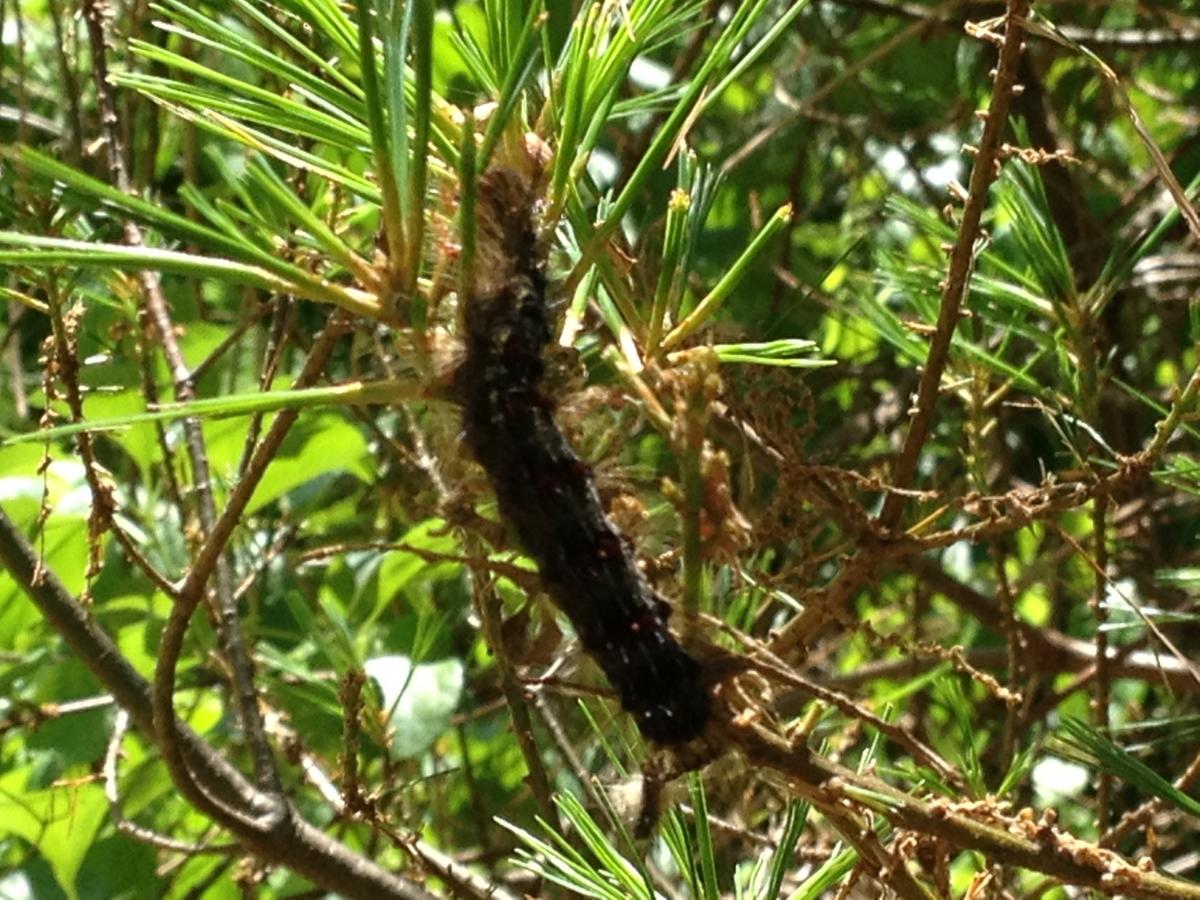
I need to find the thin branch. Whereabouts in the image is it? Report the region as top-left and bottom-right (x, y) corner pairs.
(44, 0), (83, 163)
(722, 16), (931, 175)
(111, 519), (179, 595)
(1138, 362), (1200, 463)
(1102, 747), (1200, 850)
(185, 298), (274, 388)
(0, 506), (439, 900)
(1022, 16), (1200, 248)
(909, 559), (1200, 695)
(104, 709), (239, 856)
(154, 317), (347, 828)
(878, 0), (1032, 529)
(786, 640), (1200, 701)
(80, 0), (282, 804)
(768, 455), (1153, 658)
(379, 824), (523, 900)
(831, 0), (1200, 49)
(713, 620), (961, 784)
(41, 278), (118, 585)
(464, 542), (560, 829)
(819, 801), (937, 900)
(728, 717), (1200, 899)
(176, 317), (348, 602)
(1051, 523), (1200, 691)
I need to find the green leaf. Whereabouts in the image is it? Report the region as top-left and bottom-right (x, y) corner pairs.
(242, 413), (374, 515)
(0, 770), (108, 900)
(364, 654), (464, 758)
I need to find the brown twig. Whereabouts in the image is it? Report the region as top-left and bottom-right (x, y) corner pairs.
(41, 279), (118, 586)
(819, 798), (937, 900)
(728, 717), (1200, 899)
(296, 540), (541, 594)
(878, 0), (1031, 529)
(154, 317), (348, 827)
(81, 0), (283, 809)
(44, 0), (83, 164)
(1050, 523), (1200, 692)
(909, 559), (1200, 695)
(1102, 746), (1200, 851)
(789, 640), (1200, 703)
(0, 507), (438, 900)
(768, 457), (1153, 658)
(722, 16), (932, 175)
(830, 0), (1200, 49)
(104, 708), (239, 856)
(529, 690), (620, 830)
(464, 541), (560, 830)
(770, 661), (959, 785)
(712, 619), (961, 784)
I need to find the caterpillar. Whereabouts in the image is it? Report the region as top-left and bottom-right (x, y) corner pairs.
(455, 167), (711, 745)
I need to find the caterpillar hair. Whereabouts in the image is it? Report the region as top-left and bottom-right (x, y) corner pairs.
(455, 166), (711, 745)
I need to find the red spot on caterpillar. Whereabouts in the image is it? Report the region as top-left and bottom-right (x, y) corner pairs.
(594, 531), (622, 560)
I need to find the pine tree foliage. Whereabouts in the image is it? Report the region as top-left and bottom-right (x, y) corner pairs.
(2, 1), (1200, 897)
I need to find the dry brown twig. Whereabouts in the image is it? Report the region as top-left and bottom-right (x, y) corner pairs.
(725, 713), (1200, 899)
(879, 0), (1032, 529)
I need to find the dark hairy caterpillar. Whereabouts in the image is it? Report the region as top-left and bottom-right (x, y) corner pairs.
(455, 167), (711, 744)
